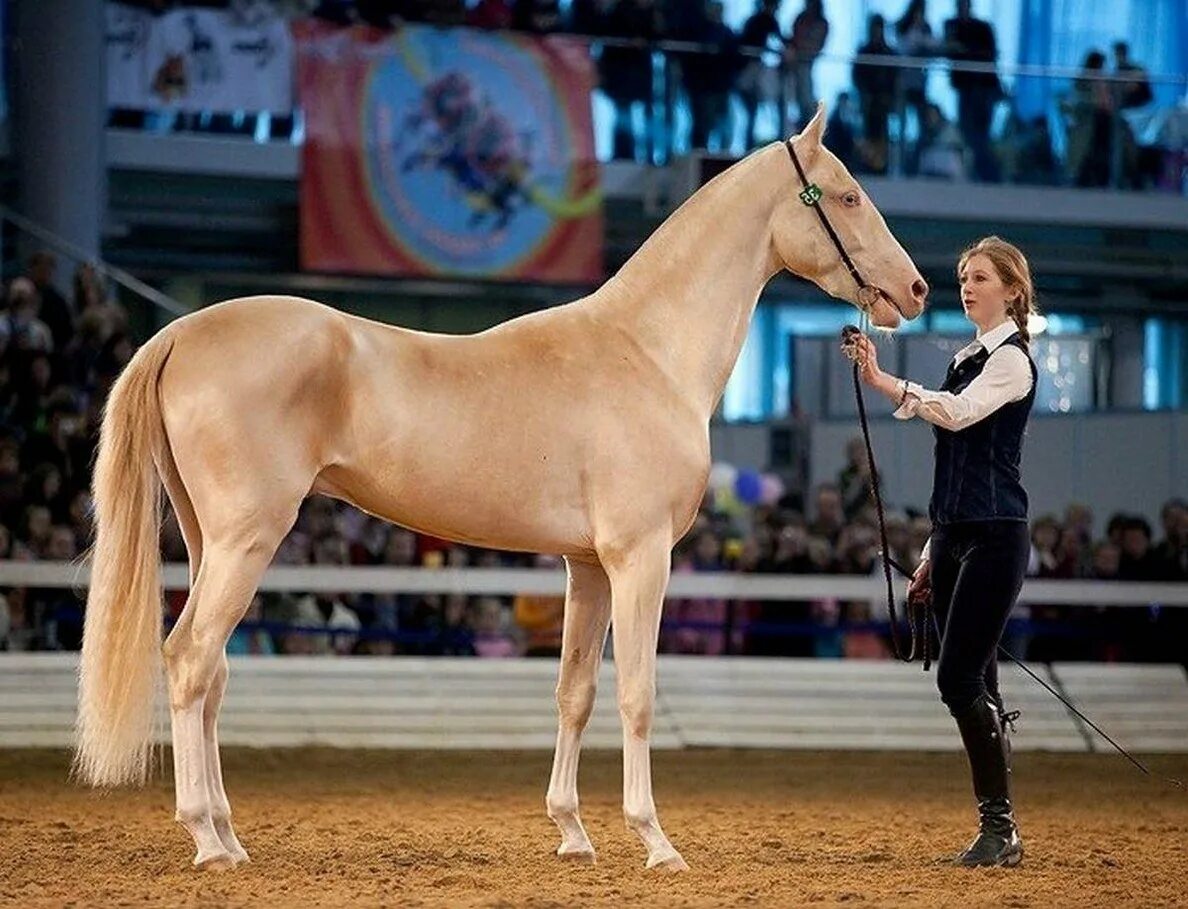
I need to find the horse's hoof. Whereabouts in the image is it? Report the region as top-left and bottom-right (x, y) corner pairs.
(557, 846), (596, 864)
(647, 850), (689, 872)
(194, 851), (236, 872)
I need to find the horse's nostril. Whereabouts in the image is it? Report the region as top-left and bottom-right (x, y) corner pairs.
(911, 279), (929, 302)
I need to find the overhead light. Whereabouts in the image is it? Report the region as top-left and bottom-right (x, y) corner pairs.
(1028, 314), (1049, 336)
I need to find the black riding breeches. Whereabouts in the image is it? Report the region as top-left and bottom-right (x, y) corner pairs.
(930, 521), (1030, 714)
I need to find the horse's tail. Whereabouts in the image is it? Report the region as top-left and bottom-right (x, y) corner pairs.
(75, 331), (176, 788)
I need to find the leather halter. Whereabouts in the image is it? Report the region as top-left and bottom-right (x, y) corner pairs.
(783, 138), (869, 294)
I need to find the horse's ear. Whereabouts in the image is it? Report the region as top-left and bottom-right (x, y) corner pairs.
(795, 102), (827, 163)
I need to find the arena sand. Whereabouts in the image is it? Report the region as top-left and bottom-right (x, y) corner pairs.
(1, 748), (1185, 907)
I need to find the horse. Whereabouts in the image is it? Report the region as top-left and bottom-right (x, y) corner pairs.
(75, 105), (927, 873)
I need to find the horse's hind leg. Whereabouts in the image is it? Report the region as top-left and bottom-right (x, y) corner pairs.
(546, 557), (612, 862)
(161, 435), (253, 866)
(164, 536), (283, 869)
(203, 653), (248, 863)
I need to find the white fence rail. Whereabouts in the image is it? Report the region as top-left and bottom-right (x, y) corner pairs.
(2, 655), (1185, 753)
(1, 561), (1186, 606)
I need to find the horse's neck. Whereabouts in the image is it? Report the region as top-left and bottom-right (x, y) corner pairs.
(595, 145), (785, 418)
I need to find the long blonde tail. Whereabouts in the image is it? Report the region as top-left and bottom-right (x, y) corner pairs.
(75, 332), (176, 787)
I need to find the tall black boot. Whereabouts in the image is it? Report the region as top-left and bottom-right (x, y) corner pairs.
(951, 696), (1024, 867)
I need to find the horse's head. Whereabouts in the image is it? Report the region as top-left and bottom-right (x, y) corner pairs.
(770, 105), (927, 329)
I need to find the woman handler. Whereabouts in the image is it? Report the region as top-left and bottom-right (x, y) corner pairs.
(845, 236), (1038, 867)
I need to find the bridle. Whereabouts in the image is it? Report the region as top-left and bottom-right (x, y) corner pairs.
(782, 138), (899, 319)
(783, 138), (868, 295)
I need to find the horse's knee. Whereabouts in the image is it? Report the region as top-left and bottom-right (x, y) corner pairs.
(617, 683), (655, 741)
(556, 679), (597, 731)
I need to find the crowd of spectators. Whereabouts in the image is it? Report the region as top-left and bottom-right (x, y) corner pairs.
(111, 0), (1177, 190)
(0, 253), (133, 653)
(0, 262), (1182, 663)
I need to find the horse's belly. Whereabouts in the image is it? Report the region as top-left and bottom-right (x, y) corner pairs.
(317, 454), (591, 555)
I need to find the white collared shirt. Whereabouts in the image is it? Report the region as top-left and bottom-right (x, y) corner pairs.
(892, 319), (1033, 432)
(897, 320), (1034, 565)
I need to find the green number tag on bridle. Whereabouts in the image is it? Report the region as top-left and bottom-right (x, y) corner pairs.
(799, 183), (823, 206)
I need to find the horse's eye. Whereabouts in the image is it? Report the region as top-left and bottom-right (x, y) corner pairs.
(842, 191), (860, 207)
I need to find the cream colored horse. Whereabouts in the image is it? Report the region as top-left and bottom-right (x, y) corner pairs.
(75, 106), (926, 872)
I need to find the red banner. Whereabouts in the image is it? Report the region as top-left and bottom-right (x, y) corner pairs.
(296, 21), (603, 283)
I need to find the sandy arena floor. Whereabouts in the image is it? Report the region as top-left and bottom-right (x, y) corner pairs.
(1, 748), (1186, 908)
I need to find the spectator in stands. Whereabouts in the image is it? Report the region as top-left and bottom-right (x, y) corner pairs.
(808, 482), (845, 545)
(1055, 524), (1090, 578)
(1, 589), (36, 651)
(598, 0), (664, 161)
(25, 253), (74, 353)
(65, 490), (92, 544)
(825, 91), (859, 170)
(1117, 516), (1159, 580)
(737, 0), (785, 149)
(513, 552), (565, 657)
(438, 592), (477, 655)
(1087, 540), (1139, 661)
(681, 1), (740, 153)
(7, 279), (54, 354)
(1105, 511), (1128, 546)
(1019, 115), (1059, 186)
(26, 464), (65, 524)
(1112, 42), (1152, 111)
(9, 352), (54, 430)
(893, 0), (938, 175)
(0, 440), (25, 529)
(665, 530), (728, 654)
(843, 601), (891, 659)
(942, 0), (1001, 182)
(852, 14), (895, 175)
(1090, 540), (1120, 580)
(1153, 498), (1187, 580)
(472, 596), (523, 656)
(1029, 514), (1060, 577)
(1068, 50), (1115, 187)
(748, 521), (815, 656)
(73, 263), (129, 346)
(294, 591), (362, 655)
(787, 0), (828, 131)
(227, 597), (276, 655)
(884, 512), (913, 569)
(917, 101), (967, 180)
(1063, 502), (1093, 547)
(22, 392), (92, 502)
(837, 436), (873, 521)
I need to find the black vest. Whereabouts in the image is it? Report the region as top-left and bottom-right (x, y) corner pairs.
(929, 333), (1037, 526)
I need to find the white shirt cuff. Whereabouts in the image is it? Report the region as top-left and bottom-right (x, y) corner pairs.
(892, 381), (924, 420)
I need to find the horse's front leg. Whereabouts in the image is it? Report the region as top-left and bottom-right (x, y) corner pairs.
(545, 557), (612, 862)
(603, 532), (687, 871)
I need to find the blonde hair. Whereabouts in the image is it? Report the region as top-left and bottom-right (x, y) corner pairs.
(958, 236), (1037, 343)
